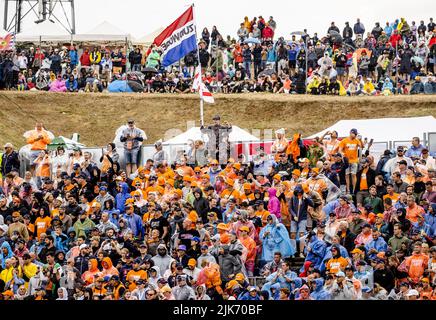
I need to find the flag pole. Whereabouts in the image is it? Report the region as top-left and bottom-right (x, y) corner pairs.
(191, 3), (205, 127)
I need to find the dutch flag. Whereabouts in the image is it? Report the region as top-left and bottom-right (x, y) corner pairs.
(153, 6), (198, 67)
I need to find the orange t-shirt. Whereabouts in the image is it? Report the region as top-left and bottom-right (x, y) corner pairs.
(406, 204), (425, 223)
(26, 130), (51, 151)
(220, 189), (240, 201)
(383, 193), (400, 204)
(256, 210), (271, 226)
(360, 168), (369, 190)
(308, 179), (327, 195)
(339, 138), (363, 163)
(326, 257), (349, 274)
(126, 269), (148, 291)
(34, 216), (52, 239)
(405, 254), (429, 282)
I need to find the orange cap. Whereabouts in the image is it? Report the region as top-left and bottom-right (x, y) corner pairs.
(312, 167), (320, 174)
(225, 178), (235, 186)
(292, 169), (301, 176)
(194, 167), (201, 173)
(166, 179), (175, 187)
(183, 176), (192, 182)
(243, 183), (252, 190)
(227, 158), (235, 164)
(233, 163), (241, 170)
(201, 174), (210, 180)
(273, 174), (282, 180)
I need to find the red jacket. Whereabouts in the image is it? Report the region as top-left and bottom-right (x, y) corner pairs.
(389, 34), (401, 48)
(262, 27), (274, 39)
(80, 52), (91, 66)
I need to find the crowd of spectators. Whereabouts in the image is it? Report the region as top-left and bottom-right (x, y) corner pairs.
(1, 16), (435, 95)
(0, 118), (436, 300)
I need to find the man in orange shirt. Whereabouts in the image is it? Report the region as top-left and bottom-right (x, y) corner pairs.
(126, 258), (149, 291)
(406, 196), (425, 224)
(383, 184), (400, 205)
(238, 226), (256, 276)
(405, 242), (429, 284)
(240, 183), (254, 205)
(338, 128), (364, 194)
(26, 122), (52, 165)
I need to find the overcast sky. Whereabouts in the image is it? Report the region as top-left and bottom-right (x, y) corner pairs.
(2, 0), (434, 39)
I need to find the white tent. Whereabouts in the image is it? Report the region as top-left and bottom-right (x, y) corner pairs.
(132, 27), (164, 46)
(73, 21), (132, 42)
(164, 126), (259, 145)
(307, 116), (436, 142)
(15, 21), (71, 42)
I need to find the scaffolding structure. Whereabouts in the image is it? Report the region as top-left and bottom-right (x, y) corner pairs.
(3, 0), (76, 34)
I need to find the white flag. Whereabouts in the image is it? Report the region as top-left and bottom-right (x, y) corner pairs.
(193, 66), (214, 104)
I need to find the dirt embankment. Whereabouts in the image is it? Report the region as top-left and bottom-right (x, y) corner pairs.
(1, 92), (436, 148)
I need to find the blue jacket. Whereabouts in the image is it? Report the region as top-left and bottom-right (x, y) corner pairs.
(310, 278), (331, 300)
(259, 215), (295, 262)
(304, 236), (327, 270)
(267, 48), (276, 62)
(239, 292), (261, 300)
(425, 207), (436, 235)
(405, 144), (425, 158)
(365, 236), (388, 259)
(123, 212), (144, 239)
(51, 231), (68, 252)
(0, 241), (13, 269)
(288, 49), (298, 61)
(208, 168), (222, 185)
(412, 221), (433, 237)
(115, 182), (132, 213)
(65, 79), (78, 91)
(69, 50), (78, 65)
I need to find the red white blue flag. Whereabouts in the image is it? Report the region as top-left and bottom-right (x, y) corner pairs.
(153, 6), (197, 67)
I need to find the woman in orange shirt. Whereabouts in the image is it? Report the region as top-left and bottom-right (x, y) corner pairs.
(34, 207), (52, 240)
(33, 150), (51, 187)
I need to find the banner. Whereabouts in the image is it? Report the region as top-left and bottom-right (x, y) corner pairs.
(153, 6), (198, 67)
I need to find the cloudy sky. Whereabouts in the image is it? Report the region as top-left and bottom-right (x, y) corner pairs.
(2, 0), (434, 39)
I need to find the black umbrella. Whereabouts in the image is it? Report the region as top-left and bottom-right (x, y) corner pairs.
(259, 68), (275, 77)
(127, 81), (144, 93)
(328, 30), (343, 43)
(142, 67), (158, 73)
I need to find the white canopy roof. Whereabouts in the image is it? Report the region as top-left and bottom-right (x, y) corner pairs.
(15, 21), (71, 42)
(307, 116), (436, 142)
(164, 126), (259, 145)
(73, 21), (132, 42)
(132, 27), (164, 46)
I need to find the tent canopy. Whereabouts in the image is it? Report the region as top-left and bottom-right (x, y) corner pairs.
(73, 21), (132, 42)
(47, 136), (85, 151)
(133, 27), (164, 46)
(307, 116), (436, 142)
(15, 21), (72, 42)
(163, 126), (259, 145)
